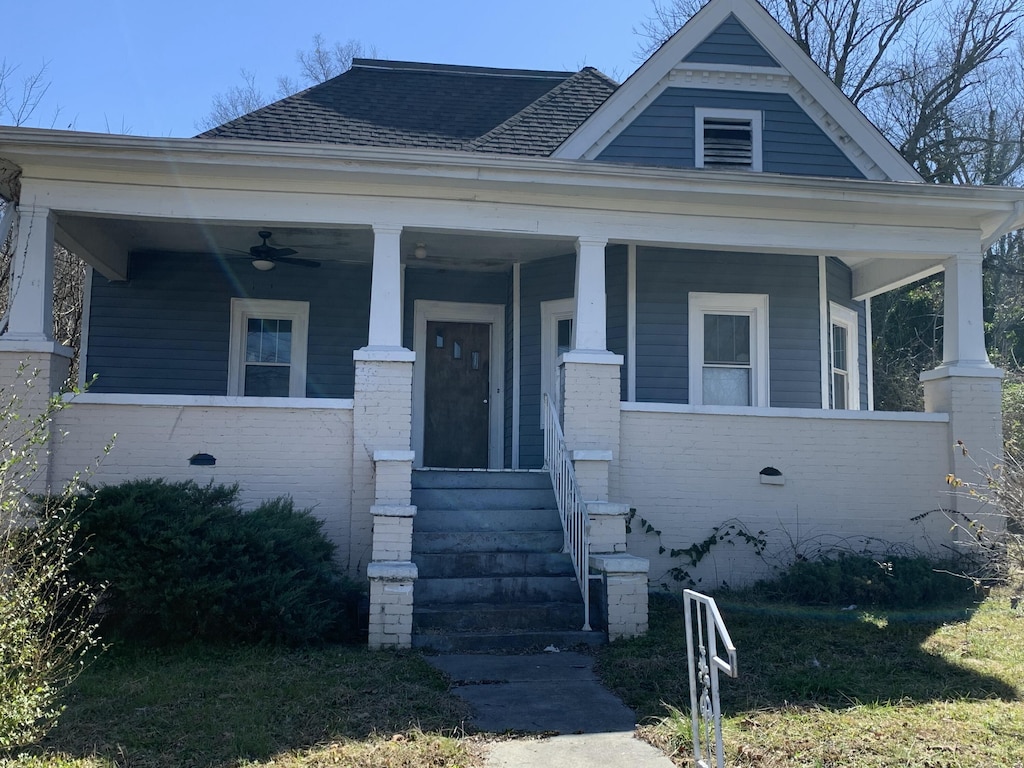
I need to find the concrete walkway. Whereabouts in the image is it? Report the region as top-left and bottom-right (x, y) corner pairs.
(426, 652), (677, 768)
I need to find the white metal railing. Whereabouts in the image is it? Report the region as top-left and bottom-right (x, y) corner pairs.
(684, 589), (739, 768)
(543, 394), (591, 631)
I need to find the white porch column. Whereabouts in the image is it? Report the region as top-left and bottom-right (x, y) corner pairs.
(6, 204), (55, 344)
(940, 253), (991, 369)
(573, 236), (609, 351)
(921, 252), (1003, 532)
(366, 225), (404, 350)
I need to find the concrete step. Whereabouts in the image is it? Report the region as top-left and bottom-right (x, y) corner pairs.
(414, 507), (561, 533)
(413, 601), (585, 633)
(413, 629), (606, 653)
(413, 530), (563, 554)
(413, 551), (575, 579)
(412, 487), (556, 511)
(416, 575), (582, 604)
(412, 469), (551, 490)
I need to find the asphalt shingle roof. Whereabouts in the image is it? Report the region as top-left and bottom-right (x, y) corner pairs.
(198, 59), (617, 156)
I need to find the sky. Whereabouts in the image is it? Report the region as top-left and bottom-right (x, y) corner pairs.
(4, 1), (657, 138)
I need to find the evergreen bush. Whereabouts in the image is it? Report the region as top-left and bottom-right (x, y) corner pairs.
(72, 479), (363, 645)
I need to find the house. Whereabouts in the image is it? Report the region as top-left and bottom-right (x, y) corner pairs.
(0, 0), (1020, 649)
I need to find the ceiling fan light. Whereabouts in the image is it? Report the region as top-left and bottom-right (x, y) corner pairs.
(251, 258), (276, 271)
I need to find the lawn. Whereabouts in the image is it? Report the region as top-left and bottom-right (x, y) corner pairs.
(598, 590), (1024, 767)
(2, 591), (1022, 768)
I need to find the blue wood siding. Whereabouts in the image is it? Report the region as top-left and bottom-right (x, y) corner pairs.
(518, 254), (576, 469)
(86, 253), (371, 397)
(826, 257), (870, 409)
(401, 268), (509, 347)
(597, 89), (864, 179)
(684, 15), (780, 67)
(607, 246), (629, 398)
(635, 247), (821, 407)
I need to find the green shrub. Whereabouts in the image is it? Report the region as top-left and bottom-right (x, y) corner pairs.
(72, 479), (362, 645)
(744, 553), (976, 608)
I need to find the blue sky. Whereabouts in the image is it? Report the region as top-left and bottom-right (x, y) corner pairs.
(5, 1), (657, 137)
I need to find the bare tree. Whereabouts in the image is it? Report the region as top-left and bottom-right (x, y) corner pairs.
(197, 35), (377, 132)
(0, 60), (54, 128)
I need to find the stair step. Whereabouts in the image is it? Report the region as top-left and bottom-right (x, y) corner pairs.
(412, 487), (556, 510)
(414, 508), (561, 533)
(412, 469), (551, 490)
(413, 601), (585, 632)
(413, 551), (575, 578)
(416, 575), (581, 604)
(412, 629), (606, 653)
(413, 530), (564, 554)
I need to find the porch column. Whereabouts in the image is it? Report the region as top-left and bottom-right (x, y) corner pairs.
(921, 252), (1003, 530)
(354, 225), (417, 648)
(561, 237), (622, 500)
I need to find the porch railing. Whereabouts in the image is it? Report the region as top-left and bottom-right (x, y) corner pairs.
(684, 589), (739, 768)
(543, 394), (591, 632)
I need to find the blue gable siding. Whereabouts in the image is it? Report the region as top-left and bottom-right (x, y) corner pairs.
(826, 258), (870, 410)
(635, 247), (821, 407)
(86, 252), (370, 397)
(597, 89), (864, 179)
(684, 15), (780, 67)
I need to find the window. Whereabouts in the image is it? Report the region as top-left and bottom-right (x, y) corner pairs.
(540, 298), (574, 425)
(689, 293), (769, 407)
(695, 108), (763, 172)
(228, 299), (309, 397)
(829, 302), (860, 410)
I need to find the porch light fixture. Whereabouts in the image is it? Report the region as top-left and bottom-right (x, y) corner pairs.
(251, 258), (276, 271)
(414, 243), (428, 260)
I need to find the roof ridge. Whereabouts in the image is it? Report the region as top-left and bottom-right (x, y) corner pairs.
(350, 58), (574, 79)
(464, 68), (617, 154)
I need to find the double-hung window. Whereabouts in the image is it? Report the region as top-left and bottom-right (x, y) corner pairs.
(689, 293), (769, 407)
(228, 298), (309, 397)
(828, 302), (860, 410)
(695, 108), (763, 172)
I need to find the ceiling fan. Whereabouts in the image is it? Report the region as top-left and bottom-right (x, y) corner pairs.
(246, 231), (321, 270)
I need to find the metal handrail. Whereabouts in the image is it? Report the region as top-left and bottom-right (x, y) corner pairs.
(684, 589), (738, 768)
(543, 393), (591, 631)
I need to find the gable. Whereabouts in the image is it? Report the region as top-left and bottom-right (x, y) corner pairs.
(684, 14), (779, 67)
(554, 0), (919, 182)
(597, 88), (863, 178)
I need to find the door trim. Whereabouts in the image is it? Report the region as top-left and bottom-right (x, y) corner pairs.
(413, 300), (505, 469)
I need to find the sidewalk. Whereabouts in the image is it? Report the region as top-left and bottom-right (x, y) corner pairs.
(426, 652), (677, 768)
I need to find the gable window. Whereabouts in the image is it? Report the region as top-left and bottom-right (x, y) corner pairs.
(689, 292), (769, 407)
(695, 108), (763, 172)
(828, 302), (860, 410)
(228, 298), (309, 397)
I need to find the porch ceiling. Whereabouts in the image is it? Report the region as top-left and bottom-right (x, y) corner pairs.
(56, 215), (577, 276)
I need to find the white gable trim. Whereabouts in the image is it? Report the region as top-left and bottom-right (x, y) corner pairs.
(553, 0), (920, 183)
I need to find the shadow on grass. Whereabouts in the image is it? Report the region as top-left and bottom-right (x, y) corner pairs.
(28, 643), (472, 768)
(597, 592), (1020, 723)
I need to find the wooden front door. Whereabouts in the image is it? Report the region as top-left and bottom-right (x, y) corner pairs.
(423, 321), (491, 468)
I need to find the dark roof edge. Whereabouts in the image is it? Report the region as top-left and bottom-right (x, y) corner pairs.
(350, 58), (574, 79)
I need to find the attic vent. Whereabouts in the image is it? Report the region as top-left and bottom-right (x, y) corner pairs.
(695, 108), (763, 172)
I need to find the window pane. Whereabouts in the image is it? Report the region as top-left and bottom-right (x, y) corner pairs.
(833, 371), (847, 409)
(244, 365), (290, 397)
(832, 324), (848, 371)
(704, 314), (750, 364)
(703, 367), (751, 406)
(557, 318), (573, 354)
(246, 318), (292, 363)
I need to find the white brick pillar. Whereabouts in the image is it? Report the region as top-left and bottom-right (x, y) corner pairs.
(921, 252), (1004, 531)
(589, 553), (649, 640)
(587, 501), (630, 554)
(367, 561), (417, 650)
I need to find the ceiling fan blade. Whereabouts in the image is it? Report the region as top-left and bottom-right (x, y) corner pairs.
(269, 247), (298, 257)
(273, 255), (321, 268)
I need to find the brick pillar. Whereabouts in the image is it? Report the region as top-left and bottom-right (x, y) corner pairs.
(589, 553), (649, 640)
(367, 562), (417, 650)
(561, 353), (622, 500)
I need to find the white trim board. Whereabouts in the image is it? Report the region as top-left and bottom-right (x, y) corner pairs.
(412, 300), (505, 469)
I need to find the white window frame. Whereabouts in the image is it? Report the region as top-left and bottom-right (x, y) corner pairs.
(227, 298), (309, 398)
(688, 292), (769, 407)
(828, 301), (860, 410)
(695, 107), (763, 172)
(540, 298), (575, 426)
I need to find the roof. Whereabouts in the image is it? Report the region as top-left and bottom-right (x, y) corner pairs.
(198, 59), (618, 156)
